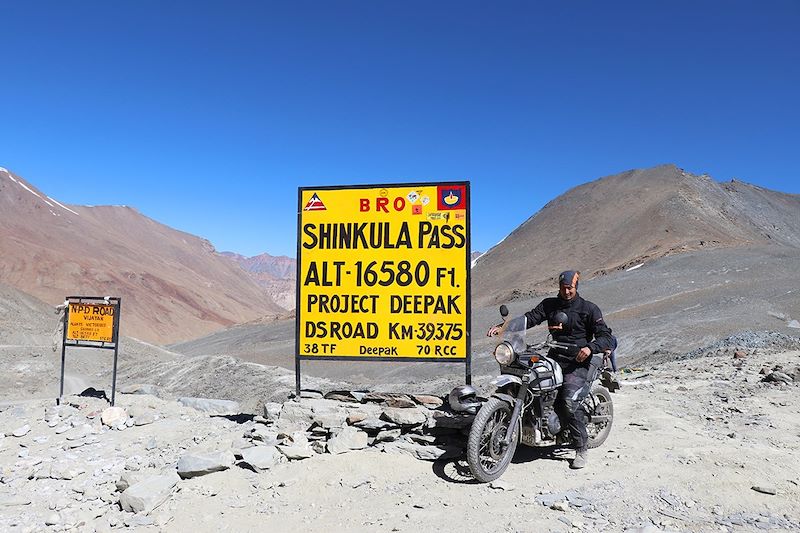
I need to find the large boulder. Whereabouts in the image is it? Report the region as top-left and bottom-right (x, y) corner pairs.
(278, 444), (315, 460)
(277, 401), (315, 429)
(263, 402), (282, 421)
(128, 405), (159, 426)
(381, 407), (427, 427)
(177, 451), (235, 479)
(426, 410), (474, 429)
(119, 472), (180, 514)
(100, 407), (128, 428)
(327, 426), (368, 454)
(240, 445), (282, 472)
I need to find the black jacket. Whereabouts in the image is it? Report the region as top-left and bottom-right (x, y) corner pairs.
(524, 293), (613, 367)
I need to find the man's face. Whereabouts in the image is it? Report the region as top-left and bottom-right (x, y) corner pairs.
(559, 283), (577, 301)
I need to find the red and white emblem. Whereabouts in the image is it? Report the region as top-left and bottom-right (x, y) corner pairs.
(304, 193), (327, 211)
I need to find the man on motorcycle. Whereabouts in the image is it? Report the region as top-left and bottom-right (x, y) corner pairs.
(488, 270), (613, 469)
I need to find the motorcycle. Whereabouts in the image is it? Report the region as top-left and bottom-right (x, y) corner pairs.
(466, 305), (617, 482)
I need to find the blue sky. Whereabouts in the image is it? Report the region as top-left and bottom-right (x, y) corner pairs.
(2, 1), (798, 258)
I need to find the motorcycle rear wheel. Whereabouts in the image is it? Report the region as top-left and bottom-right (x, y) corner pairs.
(467, 397), (518, 483)
(585, 385), (614, 448)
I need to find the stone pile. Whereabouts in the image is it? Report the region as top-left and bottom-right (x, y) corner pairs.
(0, 387), (472, 531)
(759, 363), (800, 385)
(255, 390), (471, 462)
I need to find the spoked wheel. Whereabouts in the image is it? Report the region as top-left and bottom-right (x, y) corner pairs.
(584, 385), (614, 448)
(467, 397), (518, 482)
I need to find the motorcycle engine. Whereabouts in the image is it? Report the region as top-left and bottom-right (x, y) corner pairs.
(546, 412), (561, 436)
(539, 390), (561, 438)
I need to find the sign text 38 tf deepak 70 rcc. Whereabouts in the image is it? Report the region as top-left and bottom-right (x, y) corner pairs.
(297, 182), (470, 362)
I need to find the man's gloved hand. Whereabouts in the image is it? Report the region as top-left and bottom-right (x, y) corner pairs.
(486, 324), (503, 337)
(576, 346), (592, 362)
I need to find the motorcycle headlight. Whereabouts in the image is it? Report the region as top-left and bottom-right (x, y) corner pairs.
(494, 341), (515, 365)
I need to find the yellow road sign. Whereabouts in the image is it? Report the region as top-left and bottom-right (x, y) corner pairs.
(66, 303), (116, 343)
(297, 182), (470, 360)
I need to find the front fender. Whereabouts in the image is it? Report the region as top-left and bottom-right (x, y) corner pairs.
(492, 392), (517, 409)
(490, 392), (522, 443)
(490, 375), (522, 388)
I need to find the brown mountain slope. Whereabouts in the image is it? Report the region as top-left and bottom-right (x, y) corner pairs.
(0, 167), (282, 344)
(220, 252), (296, 310)
(472, 164), (800, 304)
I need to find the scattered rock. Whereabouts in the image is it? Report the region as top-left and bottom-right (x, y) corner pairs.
(312, 411), (348, 429)
(128, 405), (158, 426)
(11, 424), (30, 437)
(550, 500), (570, 512)
(177, 397), (241, 416)
(381, 407), (427, 427)
(380, 440), (461, 461)
(751, 486), (777, 495)
(327, 427), (369, 454)
(50, 462), (85, 480)
(125, 514), (155, 527)
(489, 480), (514, 491)
(426, 410), (474, 429)
(120, 472), (180, 514)
(101, 407), (127, 427)
(375, 428), (402, 442)
(119, 384), (162, 397)
(240, 445), (282, 472)
(353, 418), (398, 431)
(324, 391), (361, 403)
(177, 451), (235, 479)
(116, 472), (144, 492)
(0, 495), (32, 506)
(412, 394), (444, 409)
(278, 444), (315, 460)
(277, 401), (315, 428)
(763, 372), (793, 384)
(364, 392), (415, 407)
(346, 412), (369, 425)
(263, 402), (282, 421)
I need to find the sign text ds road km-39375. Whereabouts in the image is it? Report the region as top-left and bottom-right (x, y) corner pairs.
(296, 182), (470, 366)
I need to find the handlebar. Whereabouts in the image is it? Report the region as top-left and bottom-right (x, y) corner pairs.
(527, 340), (579, 351)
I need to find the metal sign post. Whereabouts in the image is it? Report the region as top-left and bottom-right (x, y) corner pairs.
(58, 315), (68, 405)
(295, 182), (471, 396)
(58, 296), (121, 406)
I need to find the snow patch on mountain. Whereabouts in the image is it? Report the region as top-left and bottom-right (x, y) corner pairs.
(47, 196), (80, 216)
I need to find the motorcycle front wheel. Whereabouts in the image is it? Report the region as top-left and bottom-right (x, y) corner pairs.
(467, 397), (518, 483)
(584, 385), (614, 448)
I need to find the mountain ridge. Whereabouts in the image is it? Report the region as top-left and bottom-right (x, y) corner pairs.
(0, 167), (283, 344)
(472, 164), (800, 304)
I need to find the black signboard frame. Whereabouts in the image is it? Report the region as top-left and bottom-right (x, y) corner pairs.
(295, 181), (472, 397)
(59, 296), (121, 406)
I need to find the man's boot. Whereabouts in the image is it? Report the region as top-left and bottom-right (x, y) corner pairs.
(571, 448), (588, 469)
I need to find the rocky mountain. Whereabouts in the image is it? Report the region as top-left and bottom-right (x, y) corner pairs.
(472, 164), (800, 304)
(220, 252), (296, 310)
(169, 165), (800, 390)
(1, 165), (799, 532)
(0, 167), (283, 344)
(220, 252), (295, 280)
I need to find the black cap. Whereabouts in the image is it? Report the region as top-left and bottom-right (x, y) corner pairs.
(559, 270), (580, 288)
